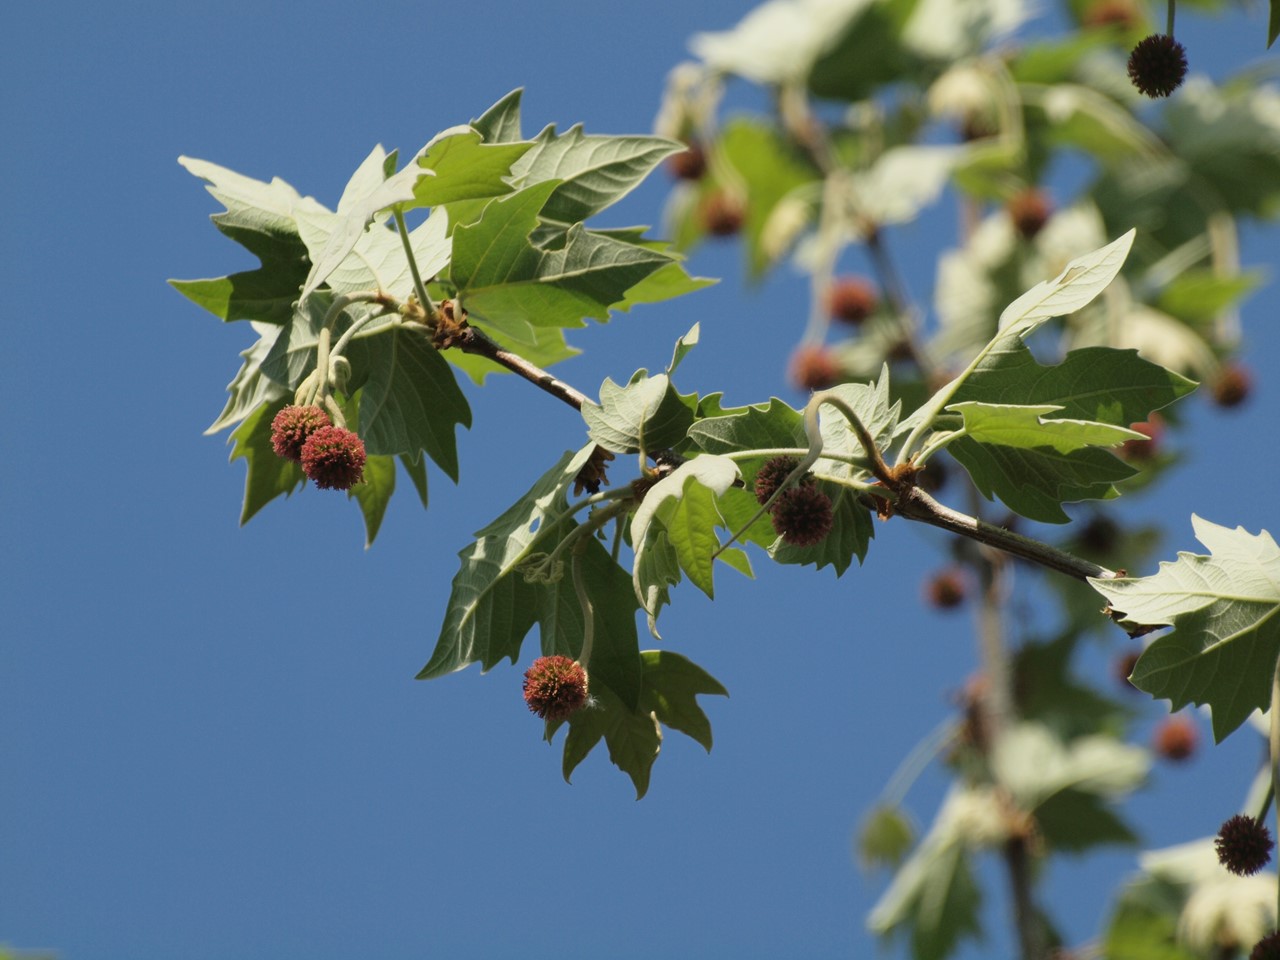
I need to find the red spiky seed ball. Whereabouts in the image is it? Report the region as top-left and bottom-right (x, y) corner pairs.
(270, 404), (331, 462)
(925, 569), (967, 610)
(522, 655), (589, 722)
(1119, 415), (1162, 462)
(1216, 814), (1274, 876)
(299, 425), (367, 490)
(1211, 363), (1252, 409)
(1252, 932), (1280, 960)
(668, 142), (707, 181)
(754, 455), (812, 505)
(1127, 33), (1188, 98)
(770, 484), (833, 547)
(700, 190), (745, 237)
(1082, 0), (1141, 32)
(789, 345), (841, 391)
(1007, 189), (1052, 239)
(1153, 714), (1198, 762)
(827, 276), (879, 325)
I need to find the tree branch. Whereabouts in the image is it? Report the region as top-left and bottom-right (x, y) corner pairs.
(892, 485), (1119, 582)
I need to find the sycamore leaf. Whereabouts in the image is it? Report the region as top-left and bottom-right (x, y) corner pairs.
(260, 292), (376, 390)
(400, 454), (428, 509)
(813, 372), (899, 480)
(554, 650), (728, 799)
(348, 454), (395, 548)
(850, 145), (961, 227)
(667, 322), (700, 376)
(687, 397), (807, 455)
(582, 372), (695, 455)
(172, 156), (324, 324)
(473, 88), (524, 143)
(512, 124), (681, 227)
(1271, 0), (1280, 48)
(409, 127), (532, 208)
(948, 402), (1143, 453)
(417, 445), (647, 713)
(228, 399), (305, 524)
(869, 785), (986, 960)
(417, 446), (595, 681)
(1091, 516), (1280, 741)
(206, 323), (288, 434)
(450, 181), (675, 337)
(357, 321), (471, 481)
(999, 229), (1135, 340)
(1034, 790), (1139, 853)
(991, 723), (1149, 811)
(630, 456), (743, 620)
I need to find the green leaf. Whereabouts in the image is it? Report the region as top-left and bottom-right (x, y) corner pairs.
(556, 649), (727, 799)
(1034, 789), (1138, 853)
(948, 437), (1133, 524)
(630, 455), (743, 619)
(948, 401), (1143, 454)
(206, 323), (289, 434)
(1271, 0), (1280, 47)
(850, 145), (961, 227)
(228, 399), (305, 524)
(667, 322), (700, 375)
(1155, 268), (1264, 325)
(172, 156), (321, 324)
(990, 723), (1149, 811)
(582, 372), (695, 455)
(1090, 516), (1280, 741)
(473, 88), (524, 143)
(419, 447), (640, 702)
(716, 119), (819, 276)
(399, 453), (429, 509)
(512, 124), (681, 227)
(409, 127), (532, 208)
(858, 805), (916, 871)
(358, 321), (471, 481)
(450, 181), (675, 336)
(1104, 874), (1200, 960)
(687, 397), (807, 455)
(868, 786), (985, 960)
(260, 292), (374, 390)
(349, 454), (395, 548)
(813, 374), (900, 480)
(417, 447), (591, 678)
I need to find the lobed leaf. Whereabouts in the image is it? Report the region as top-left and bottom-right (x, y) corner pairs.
(582, 372), (695, 456)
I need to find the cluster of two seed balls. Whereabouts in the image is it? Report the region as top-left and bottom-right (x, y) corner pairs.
(270, 405), (367, 490)
(754, 456), (834, 547)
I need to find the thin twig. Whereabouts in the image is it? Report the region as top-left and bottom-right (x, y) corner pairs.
(445, 322), (589, 411)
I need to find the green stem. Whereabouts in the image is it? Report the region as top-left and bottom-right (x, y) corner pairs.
(571, 548), (595, 669)
(330, 307), (395, 361)
(1166, 0), (1176, 36)
(394, 209), (436, 317)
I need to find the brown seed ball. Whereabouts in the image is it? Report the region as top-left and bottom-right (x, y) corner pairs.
(1082, 0), (1141, 32)
(667, 142), (707, 181)
(1216, 814), (1274, 876)
(753, 455), (810, 506)
(1251, 931), (1280, 960)
(699, 190), (746, 237)
(770, 484), (834, 547)
(925, 569), (967, 610)
(827, 276), (879, 325)
(1115, 650), (1142, 693)
(1211, 364), (1252, 409)
(788, 345), (842, 391)
(522, 655), (589, 722)
(1007, 189), (1052, 239)
(1127, 33), (1188, 98)
(1153, 714), (1198, 762)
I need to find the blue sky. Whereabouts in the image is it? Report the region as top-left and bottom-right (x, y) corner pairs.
(5, 1), (1280, 958)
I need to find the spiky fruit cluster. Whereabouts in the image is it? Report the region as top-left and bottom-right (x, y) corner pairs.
(1216, 815), (1274, 876)
(770, 484), (834, 547)
(1212, 364), (1252, 408)
(1127, 33), (1188, 98)
(753, 455), (812, 505)
(299, 426), (367, 490)
(1252, 932), (1280, 960)
(270, 404), (331, 462)
(1119, 415), (1162, 462)
(789, 345), (841, 391)
(700, 190), (745, 237)
(1007, 189), (1051, 239)
(522, 655), (589, 721)
(925, 569), (967, 610)
(668, 142), (707, 181)
(1082, 0), (1141, 32)
(1115, 649), (1142, 693)
(827, 276), (878, 325)
(1153, 714), (1198, 762)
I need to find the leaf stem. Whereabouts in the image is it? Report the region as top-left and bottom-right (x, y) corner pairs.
(571, 547), (595, 669)
(393, 208), (436, 317)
